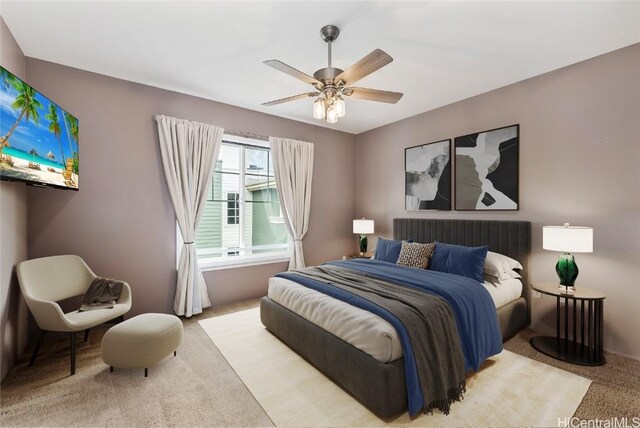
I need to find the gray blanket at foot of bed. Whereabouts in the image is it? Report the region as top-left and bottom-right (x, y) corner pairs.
(282, 264), (466, 416)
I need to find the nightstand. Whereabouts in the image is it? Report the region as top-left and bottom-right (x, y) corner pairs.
(530, 282), (606, 366)
(343, 253), (373, 260)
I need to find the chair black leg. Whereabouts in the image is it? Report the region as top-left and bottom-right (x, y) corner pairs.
(29, 330), (47, 367)
(70, 332), (77, 375)
(174, 350), (177, 357)
(110, 366), (113, 373)
(106, 316), (125, 325)
(144, 368), (148, 377)
(83, 329), (90, 342)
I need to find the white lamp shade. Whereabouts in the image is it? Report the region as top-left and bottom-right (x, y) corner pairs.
(543, 225), (593, 253)
(353, 219), (374, 234)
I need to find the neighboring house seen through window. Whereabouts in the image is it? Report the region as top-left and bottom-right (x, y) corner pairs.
(194, 135), (289, 268)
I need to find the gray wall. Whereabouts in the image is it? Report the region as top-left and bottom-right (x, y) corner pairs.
(24, 58), (356, 316)
(0, 17), (29, 381)
(354, 43), (640, 359)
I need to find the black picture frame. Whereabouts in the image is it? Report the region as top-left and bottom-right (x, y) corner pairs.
(454, 124), (519, 211)
(405, 139), (452, 211)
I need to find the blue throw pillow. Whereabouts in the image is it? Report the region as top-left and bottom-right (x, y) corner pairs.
(373, 237), (404, 264)
(430, 242), (489, 283)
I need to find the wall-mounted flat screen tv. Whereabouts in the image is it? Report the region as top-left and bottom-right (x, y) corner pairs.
(0, 66), (79, 190)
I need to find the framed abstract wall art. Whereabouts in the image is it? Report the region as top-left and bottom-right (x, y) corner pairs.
(405, 139), (451, 211)
(454, 124), (519, 211)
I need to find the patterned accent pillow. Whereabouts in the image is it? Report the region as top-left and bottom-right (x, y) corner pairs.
(396, 241), (436, 269)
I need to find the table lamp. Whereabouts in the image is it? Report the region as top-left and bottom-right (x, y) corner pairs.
(543, 223), (593, 292)
(353, 219), (374, 255)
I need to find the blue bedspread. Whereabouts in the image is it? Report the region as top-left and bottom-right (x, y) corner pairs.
(276, 258), (502, 416)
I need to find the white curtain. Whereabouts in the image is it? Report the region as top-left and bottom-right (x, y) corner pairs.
(155, 115), (224, 317)
(270, 137), (314, 270)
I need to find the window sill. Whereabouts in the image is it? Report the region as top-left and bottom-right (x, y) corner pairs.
(199, 252), (289, 272)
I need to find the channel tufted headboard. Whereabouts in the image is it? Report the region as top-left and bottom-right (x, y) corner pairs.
(393, 218), (531, 323)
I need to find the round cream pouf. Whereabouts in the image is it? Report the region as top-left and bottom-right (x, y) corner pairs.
(101, 313), (183, 377)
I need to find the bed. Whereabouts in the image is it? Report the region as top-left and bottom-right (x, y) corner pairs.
(260, 218), (531, 419)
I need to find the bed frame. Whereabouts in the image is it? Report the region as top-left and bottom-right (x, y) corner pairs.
(260, 218), (531, 419)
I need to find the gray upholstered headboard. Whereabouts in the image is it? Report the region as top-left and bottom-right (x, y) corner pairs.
(393, 218), (531, 322)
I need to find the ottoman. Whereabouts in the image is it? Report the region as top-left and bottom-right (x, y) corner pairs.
(101, 313), (183, 377)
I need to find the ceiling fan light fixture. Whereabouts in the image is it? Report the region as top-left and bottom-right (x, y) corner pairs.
(326, 104), (338, 124)
(262, 24), (403, 124)
(334, 96), (346, 117)
(313, 98), (326, 119)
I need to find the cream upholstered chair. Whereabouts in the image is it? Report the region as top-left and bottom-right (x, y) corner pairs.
(16, 255), (132, 375)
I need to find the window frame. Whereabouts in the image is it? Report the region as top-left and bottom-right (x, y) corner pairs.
(186, 134), (290, 271)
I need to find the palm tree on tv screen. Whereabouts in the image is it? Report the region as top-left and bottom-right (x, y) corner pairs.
(45, 104), (65, 167)
(0, 69), (15, 158)
(63, 112), (79, 174)
(0, 80), (42, 152)
(0, 67), (16, 90)
(66, 114), (78, 143)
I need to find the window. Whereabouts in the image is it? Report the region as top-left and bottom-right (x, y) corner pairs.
(226, 193), (239, 224)
(194, 135), (289, 268)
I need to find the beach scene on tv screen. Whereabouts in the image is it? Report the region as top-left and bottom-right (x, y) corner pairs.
(0, 67), (79, 189)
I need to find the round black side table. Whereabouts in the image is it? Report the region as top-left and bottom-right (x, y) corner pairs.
(530, 282), (606, 366)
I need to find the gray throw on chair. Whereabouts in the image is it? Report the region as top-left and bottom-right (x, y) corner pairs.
(79, 277), (124, 311)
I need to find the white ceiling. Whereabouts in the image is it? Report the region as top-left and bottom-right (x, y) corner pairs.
(2, 1), (639, 134)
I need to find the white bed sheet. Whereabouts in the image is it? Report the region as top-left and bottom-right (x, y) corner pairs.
(483, 277), (523, 310)
(267, 275), (522, 363)
(268, 276), (402, 363)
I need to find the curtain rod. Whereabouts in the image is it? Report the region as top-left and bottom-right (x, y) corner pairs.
(224, 129), (270, 142)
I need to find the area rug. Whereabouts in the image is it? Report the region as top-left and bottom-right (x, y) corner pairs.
(199, 308), (591, 427)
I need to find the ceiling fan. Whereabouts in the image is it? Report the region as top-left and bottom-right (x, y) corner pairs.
(262, 25), (403, 124)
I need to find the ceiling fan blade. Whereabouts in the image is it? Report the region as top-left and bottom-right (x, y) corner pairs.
(264, 60), (322, 86)
(334, 49), (393, 86)
(345, 87), (403, 104)
(262, 92), (319, 106)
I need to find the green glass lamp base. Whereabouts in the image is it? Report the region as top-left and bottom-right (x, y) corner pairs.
(556, 252), (579, 290)
(358, 234), (368, 254)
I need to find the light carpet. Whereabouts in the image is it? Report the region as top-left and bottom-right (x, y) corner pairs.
(199, 308), (592, 427)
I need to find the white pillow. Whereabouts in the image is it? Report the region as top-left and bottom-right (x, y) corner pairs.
(484, 272), (521, 285)
(484, 251), (523, 281)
